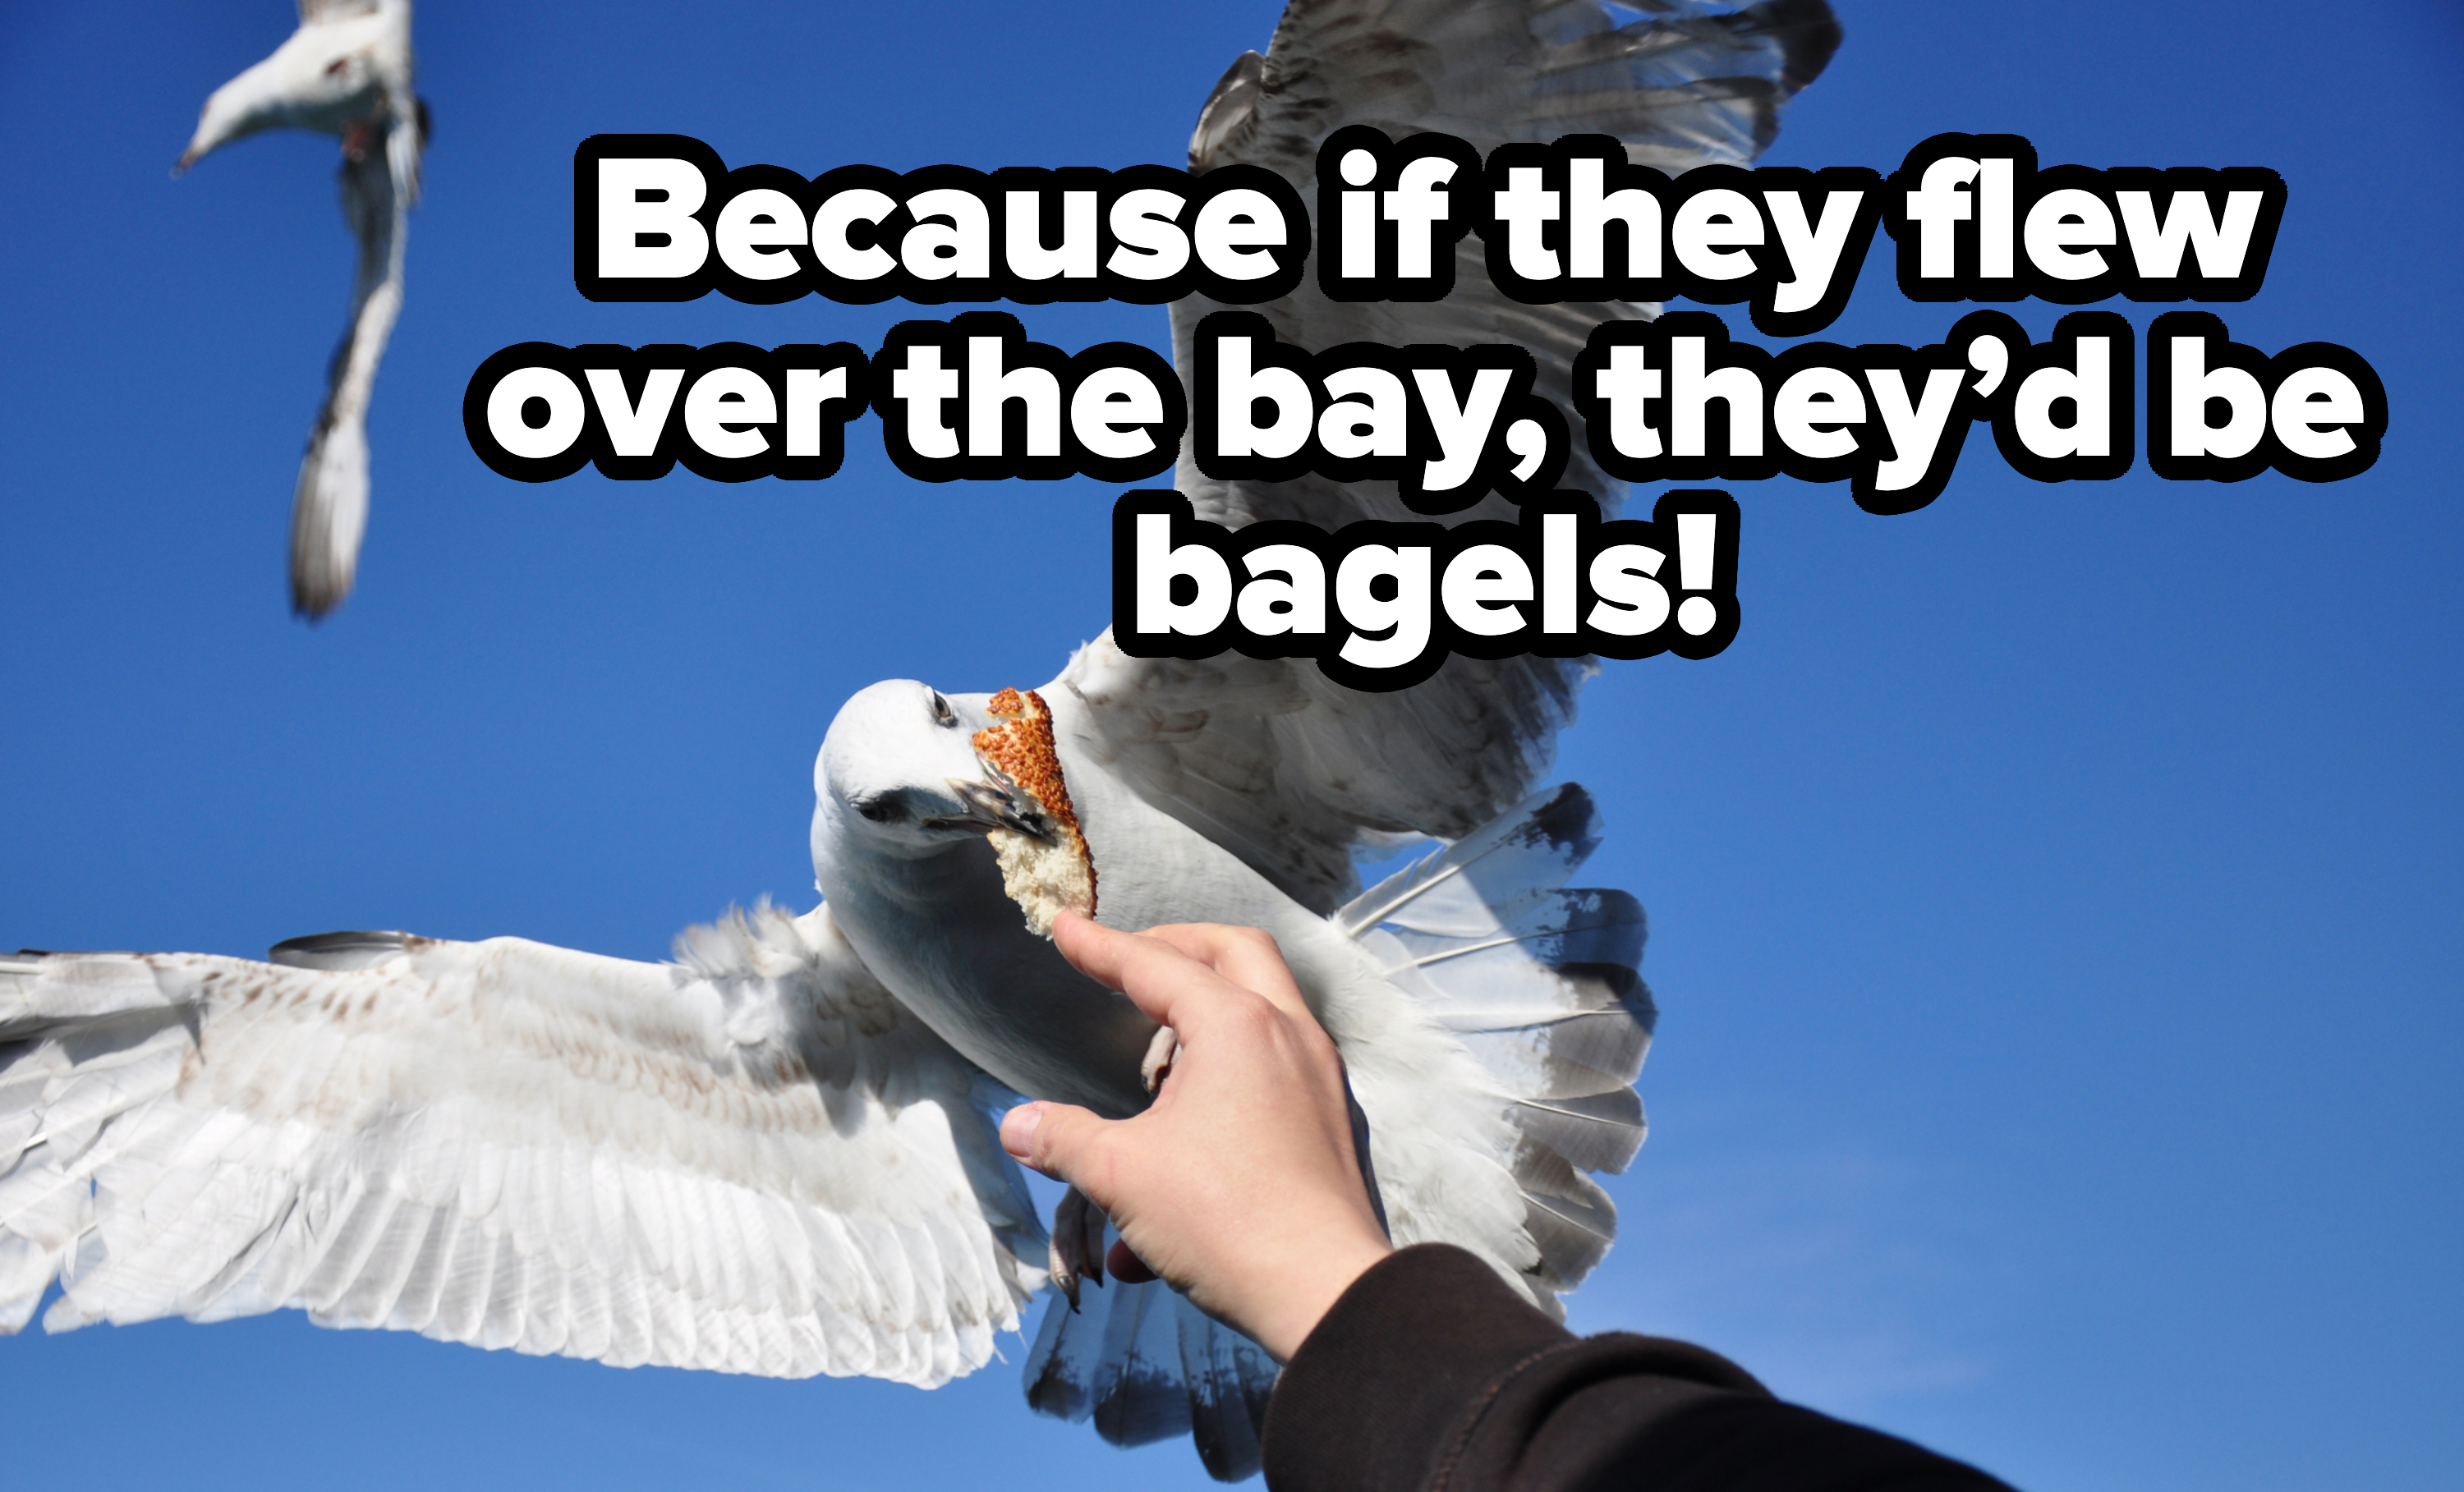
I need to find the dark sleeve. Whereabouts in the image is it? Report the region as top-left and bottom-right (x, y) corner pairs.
(1261, 1245), (2015, 1492)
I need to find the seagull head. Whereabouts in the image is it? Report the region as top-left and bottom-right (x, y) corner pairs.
(176, 25), (392, 174)
(179, 64), (284, 172)
(815, 680), (1057, 856)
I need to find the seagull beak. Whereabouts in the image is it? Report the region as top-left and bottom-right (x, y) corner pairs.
(943, 776), (1053, 841)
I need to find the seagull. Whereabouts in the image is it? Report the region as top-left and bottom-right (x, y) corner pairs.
(177, 0), (423, 621)
(6, 1), (1837, 1479)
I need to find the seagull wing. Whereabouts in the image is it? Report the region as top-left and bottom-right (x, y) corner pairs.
(296, 0), (385, 25)
(0, 903), (1044, 1387)
(1178, 0), (1840, 512)
(1197, 0), (1841, 178)
(1066, 0), (1839, 913)
(289, 128), (405, 618)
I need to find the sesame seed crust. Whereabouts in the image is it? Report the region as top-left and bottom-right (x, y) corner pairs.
(972, 688), (1096, 930)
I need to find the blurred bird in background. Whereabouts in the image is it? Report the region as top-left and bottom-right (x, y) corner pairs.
(177, 0), (423, 620)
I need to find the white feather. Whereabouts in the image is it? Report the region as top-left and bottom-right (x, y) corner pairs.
(0, 904), (1042, 1389)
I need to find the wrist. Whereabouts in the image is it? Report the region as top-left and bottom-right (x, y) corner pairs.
(1250, 1231), (1394, 1362)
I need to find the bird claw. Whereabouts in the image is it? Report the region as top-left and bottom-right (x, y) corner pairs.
(1140, 1024), (1180, 1095)
(1048, 1184), (1109, 1311)
(1044, 1038), (1173, 1310)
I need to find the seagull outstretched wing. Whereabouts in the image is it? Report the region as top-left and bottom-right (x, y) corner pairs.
(0, 903), (1042, 1384)
(1067, 0), (1842, 914)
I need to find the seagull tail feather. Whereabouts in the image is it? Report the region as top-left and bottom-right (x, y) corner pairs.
(1021, 1262), (1274, 1481)
(1342, 783), (1653, 1303)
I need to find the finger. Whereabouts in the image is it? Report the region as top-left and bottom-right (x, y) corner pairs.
(1134, 922), (1312, 1021)
(1055, 916), (1317, 1059)
(1050, 911), (1152, 997)
(1000, 1100), (1115, 1199)
(1106, 1237), (1157, 1285)
(1052, 913), (1240, 1028)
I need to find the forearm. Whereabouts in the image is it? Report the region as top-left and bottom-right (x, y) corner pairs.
(1263, 1246), (2015, 1492)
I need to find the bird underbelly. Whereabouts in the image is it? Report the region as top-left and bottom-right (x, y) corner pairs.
(821, 836), (1159, 1118)
(274, 93), (388, 137)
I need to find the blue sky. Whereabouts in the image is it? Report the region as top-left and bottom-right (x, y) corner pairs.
(2, 2), (2457, 1487)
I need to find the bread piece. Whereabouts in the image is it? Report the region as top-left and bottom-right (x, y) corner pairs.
(972, 688), (1096, 936)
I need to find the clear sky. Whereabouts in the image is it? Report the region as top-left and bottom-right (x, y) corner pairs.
(2, 2), (2457, 1488)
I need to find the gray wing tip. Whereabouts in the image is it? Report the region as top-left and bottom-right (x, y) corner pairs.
(1740, 0), (1844, 98)
(269, 930), (423, 970)
(289, 445), (362, 622)
(1189, 49), (1264, 171)
(1515, 782), (1605, 869)
(1530, 779), (1598, 834)
(290, 575), (349, 622)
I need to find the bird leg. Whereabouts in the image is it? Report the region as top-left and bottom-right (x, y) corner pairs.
(1048, 1183), (1109, 1311)
(1140, 1024), (1179, 1095)
(1050, 1034), (1183, 1320)
(1046, 1028), (1184, 1309)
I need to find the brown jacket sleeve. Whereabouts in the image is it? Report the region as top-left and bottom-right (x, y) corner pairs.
(1262, 1245), (2015, 1492)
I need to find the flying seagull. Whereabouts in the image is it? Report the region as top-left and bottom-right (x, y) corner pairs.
(7, 1), (1837, 1480)
(177, 0), (422, 620)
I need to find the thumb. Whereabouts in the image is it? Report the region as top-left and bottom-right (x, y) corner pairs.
(1000, 1100), (1115, 1196)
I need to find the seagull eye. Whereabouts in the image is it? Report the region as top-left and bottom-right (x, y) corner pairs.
(929, 692), (956, 727)
(855, 792), (908, 824)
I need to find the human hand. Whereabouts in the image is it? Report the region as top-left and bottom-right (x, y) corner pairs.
(998, 913), (1394, 1362)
